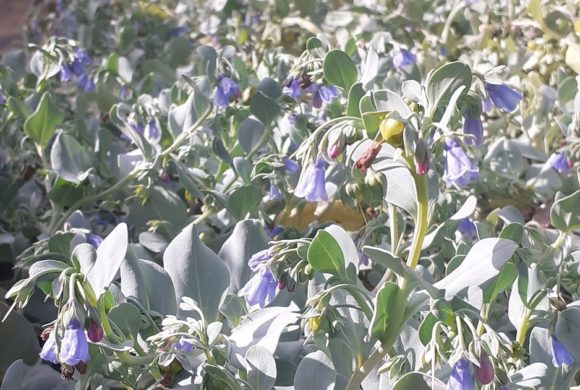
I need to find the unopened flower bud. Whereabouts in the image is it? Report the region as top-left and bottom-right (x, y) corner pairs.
(414, 139), (429, 175)
(380, 117), (405, 146)
(328, 143), (341, 159)
(308, 316), (321, 332)
(476, 351), (495, 385)
(364, 168), (385, 187)
(354, 142), (382, 173)
(87, 319), (104, 342)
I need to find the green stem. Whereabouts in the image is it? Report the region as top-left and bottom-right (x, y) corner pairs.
(389, 203), (399, 254)
(346, 167), (430, 390)
(159, 107), (212, 158)
(516, 309), (531, 346)
(97, 296), (120, 344)
(441, 0), (466, 45)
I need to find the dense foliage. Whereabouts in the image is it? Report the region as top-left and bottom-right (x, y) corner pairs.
(1, 0), (579, 389)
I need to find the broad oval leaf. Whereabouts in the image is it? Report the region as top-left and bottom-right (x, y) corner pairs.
(307, 230), (346, 276)
(323, 49), (358, 91)
(294, 350), (336, 390)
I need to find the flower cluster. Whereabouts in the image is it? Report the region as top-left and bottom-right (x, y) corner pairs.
(60, 47), (94, 92)
(239, 249), (278, 308)
(214, 75), (241, 108)
(39, 319), (95, 368)
(283, 76), (338, 108)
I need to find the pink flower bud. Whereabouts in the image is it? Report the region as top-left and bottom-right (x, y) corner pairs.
(475, 351), (495, 385)
(414, 139), (429, 175)
(328, 143), (341, 159)
(87, 320), (104, 343)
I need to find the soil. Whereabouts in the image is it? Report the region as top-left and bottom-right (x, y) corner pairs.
(0, 0), (33, 53)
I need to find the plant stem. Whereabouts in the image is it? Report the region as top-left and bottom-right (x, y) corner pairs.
(346, 167), (430, 389)
(516, 309), (531, 346)
(389, 203), (399, 254)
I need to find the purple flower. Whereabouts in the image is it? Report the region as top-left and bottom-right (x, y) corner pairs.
(240, 249), (278, 308)
(60, 63), (73, 82)
(447, 359), (474, 390)
(214, 76), (240, 108)
(392, 48), (416, 70)
(546, 152), (571, 175)
(0, 87), (4, 105)
(77, 74), (95, 92)
(283, 78), (302, 99)
(59, 320), (90, 366)
(130, 121), (145, 135)
(145, 119), (161, 144)
(175, 336), (194, 353)
(169, 26), (188, 37)
(239, 267), (278, 308)
(283, 157), (300, 174)
(443, 139), (480, 188)
(39, 331), (58, 364)
(73, 47), (91, 66)
(484, 83), (523, 112)
(463, 116), (483, 146)
(86, 233), (103, 248)
(294, 158), (328, 202)
(119, 85), (130, 100)
(268, 226), (284, 239)
(307, 84), (338, 109)
(551, 336), (574, 367)
(458, 219), (477, 241)
(268, 180), (283, 200)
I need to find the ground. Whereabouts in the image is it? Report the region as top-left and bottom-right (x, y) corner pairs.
(0, 0), (32, 53)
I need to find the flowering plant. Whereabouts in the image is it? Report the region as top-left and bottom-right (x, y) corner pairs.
(1, 0), (579, 389)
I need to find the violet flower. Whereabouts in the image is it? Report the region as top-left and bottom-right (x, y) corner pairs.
(60, 63), (73, 82)
(443, 139), (479, 188)
(283, 78), (302, 99)
(546, 152), (571, 175)
(144, 119), (161, 144)
(463, 116), (483, 146)
(457, 219), (477, 241)
(306, 84), (338, 109)
(294, 158), (328, 202)
(447, 359), (474, 390)
(59, 320), (90, 366)
(39, 331), (58, 364)
(475, 351), (494, 385)
(268, 180), (283, 200)
(239, 249), (278, 308)
(86, 233), (103, 249)
(392, 48), (416, 70)
(283, 157), (300, 174)
(175, 336), (194, 353)
(484, 82), (523, 112)
(214, 75), (241, 108)
(551, 336), (574, 367)
(77, 74), (95, 93)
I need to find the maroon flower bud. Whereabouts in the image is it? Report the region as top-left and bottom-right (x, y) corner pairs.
(414, 139), (429, 175)
(61, 367), (74, 380)
(40, 327), (54, 341)
(475, 351), (495, 385)
(328, 143), (341, 159)
(87, 320), (104, 343)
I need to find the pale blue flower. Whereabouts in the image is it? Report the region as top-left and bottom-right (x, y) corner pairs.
(175, 336), (194, 353)
(77, 73), (95, 92)
(551, 336), (574, 367)
(214, 75), (240, 108)
(463, 116), (483, 146)
(283, 157), (300, 173)
(306, 84), (338, 108)
(60, 63), (73, 82)
(283, 78), (302, 99)
(59, 320), (90, 366)
(546, 152), (571, 175)
(268, 180), (283, 200)
(86, 233), (103, 248)
(39, 331), (58, 364)
(294, 158), (328, 202)
(444, 139), (479, 187)
(240, 249), (278, 308)
(447, 359), (474, 390)
(458, 219), (477, 241)
(485, 83), (523, 112)
(393, 48), (416, 70)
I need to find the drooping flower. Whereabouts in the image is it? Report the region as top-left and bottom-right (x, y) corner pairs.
(306, 84), (338, 109)
(484, 83), (523, 112)
(86, 233), (103, 249)
(144, 119), (161, 144)
(59, 320), (90, 366)
(283, 77), (302, 99)
(268, 180), (283, 200)
(392, 48), (416, 70)
(214, 75), (241, 108)
(457, 219), (477, 241)
(443, 139), (479, 188)
(174, 336), (194, 353)
(294, 158), (328, 202)
(414, 139), (429, 175)
(546, 152), (572, 176)
(462, 116), (483, 146)
(447, 358), (474, 390)
(87, 319), (104, 342)
(77, 73), (95, 93)
(39, 331), (58, 364)
(239, 267), (278, 308)
(60, 63), (73, 82)
(551, 336), (574, 367)
(73, 47), (92, 66)
(475, 351), (494, 385)
(239, 250), (278, 308)
(283, 157), (300, 174)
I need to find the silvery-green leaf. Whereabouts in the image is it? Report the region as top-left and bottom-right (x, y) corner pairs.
(392, 372), (446, 390)
(163, 223), (230, 320)
(86, 223), (129, 298)
(218, 219), (269, 292)
(245, 345), (277, 390)
(434, 238), (518, 299)
(294, 351), (336, 390)
(108, 302), (142, 339)
(50, 131), (92, 184)
(509, 363), (549, 388)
